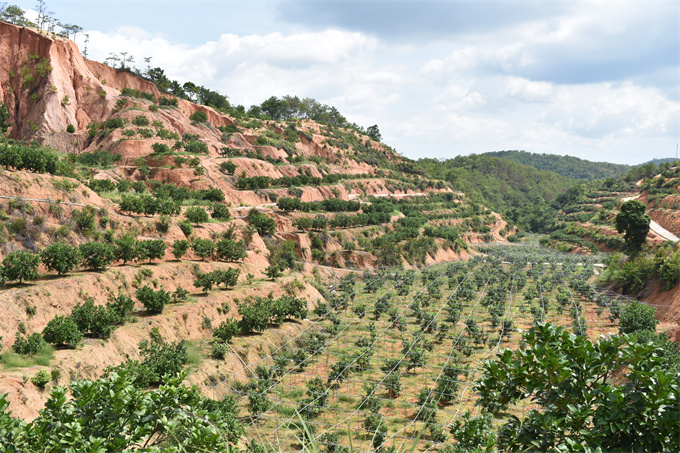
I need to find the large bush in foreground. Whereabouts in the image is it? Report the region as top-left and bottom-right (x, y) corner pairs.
(473, 322), (679, 452)
(0, 370), (243, 451)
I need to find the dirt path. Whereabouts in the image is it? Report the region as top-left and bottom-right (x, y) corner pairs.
(622, 195), (679, 242)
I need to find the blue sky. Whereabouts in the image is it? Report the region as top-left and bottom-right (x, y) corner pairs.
(14, 1), (680, 164)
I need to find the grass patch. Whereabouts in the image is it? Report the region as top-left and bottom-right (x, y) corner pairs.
(1, 345), (54, 368)
(186, 342), (203, 365)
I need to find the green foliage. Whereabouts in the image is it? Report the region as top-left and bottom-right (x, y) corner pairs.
(185, 206), (209, 225)
(237, 298), (271, 333)
(220, 160), (237, 175)
(132, 339), (189, 386)
(72, 206), (96, 232)
(131, 114), (150, 126)
(12, 332), (46, 355)
(106, 292), (135, 325)
(266, 239), (302, 273)
(151, 142), (171, 154)
(137, 239), (167, 262)
(598, 253), (655, 294)
(114, 235), (138, 264)
(0, 138), (61, 174)
(210, 342), (228, 360)
(189, 110), (208, 123)
(136, 285), (170, 314)
(618, 300), (658, 335)
(448, 411), (496, 453)
(211, 203), (231, 220)
(191, 238), (215, 260)
(71, 299), (116, 339)
(215, 238), (247, 262)
(42, 315), (82, 348)
(265, 264), (282, 281)
(236, 294), (306, 334)
(159, 96), (179, 106)
(171, 239), (190, 259)
(419, 154), (574, 233)
(246, 208), (276, 236)
(30, 369), (51, 389)
(615, 200), (650, 252)
(485, 150), (631, 181)
(213, 319), (240, 343)
(76, 149), (122, 167)
(0, 369), (243, 450)
(656, 248), (680, 290)
(475, 322), (680, 452)
(1, 250), (40, 284)
(79, 242), (115, 271)
(0, 102), (11, 134)
(193, 268), (240, 292)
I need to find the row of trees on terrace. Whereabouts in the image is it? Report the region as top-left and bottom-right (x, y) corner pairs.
(0, 236), (247, 285)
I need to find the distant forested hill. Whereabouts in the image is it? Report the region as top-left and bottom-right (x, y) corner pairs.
(417, 154), (576, 232)
(484, 150), (630, 181)
(640, 157), (679, 166)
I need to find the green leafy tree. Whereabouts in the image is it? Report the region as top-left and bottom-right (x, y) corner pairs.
(366, 124), (381, 142)
(363, 411), (388, 449)
(211, 203), (231, 220)
(277, 197), (301, 212)
(41, 242), (80, 275)
(618, 300), (658, 334)
(42, 315), (82, 348)
(136, 285), (170, 314)
(1, 250), (40, 284)
(189, 110), (208, 123)
(0, 370), (243, 451)
(265, 264), (282, 281)
(212, 268), (240, 289)
(615, 200), (651, 252)
(136, 339), (188, 386)
(185, 206), (209, 225)
(179, 220), (193, 236)
(475, 322), (680, 452)
(271, 295), (308, 323)
(237, 298), (271, 333)
(79, 242), (115, 271)
(191, 238), (215, 261)
(220, 160), (237, 175)
(448, 411), (497, 453)
(114, 235), (138, 264)
(71, 299), (115, 340)
(106, 292), (135, 325)
(213, 319), (240, 343)
(246, 208), (276, 235)
(0, 102), (12, 134)
(215, 238), (247, 262)
(171, 239), (190, 260)
(137, 239), (167, 262)
(193, 272), (215, 292)
(12, 332), (46, 355)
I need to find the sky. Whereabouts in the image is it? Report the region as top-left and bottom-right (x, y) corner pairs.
(13, 1), (680, 165)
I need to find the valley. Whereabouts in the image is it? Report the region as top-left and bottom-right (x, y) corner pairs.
(0, 14), (678, 453)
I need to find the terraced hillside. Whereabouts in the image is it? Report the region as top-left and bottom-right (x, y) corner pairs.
(0, 21), (514, 420)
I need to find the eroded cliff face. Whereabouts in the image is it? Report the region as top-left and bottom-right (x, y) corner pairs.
(639, 191), (680, 237)
(0, 22), (401, 202)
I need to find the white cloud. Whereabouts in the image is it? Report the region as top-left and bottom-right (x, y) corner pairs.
(542, 82), (678, 137)
(503, 77), (553, 103)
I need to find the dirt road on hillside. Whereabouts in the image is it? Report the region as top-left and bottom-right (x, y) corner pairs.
(622, 195), (679, 242)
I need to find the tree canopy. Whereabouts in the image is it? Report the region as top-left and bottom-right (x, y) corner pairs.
(471, 322), (679, 452)
(615, 199), (650, 252)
